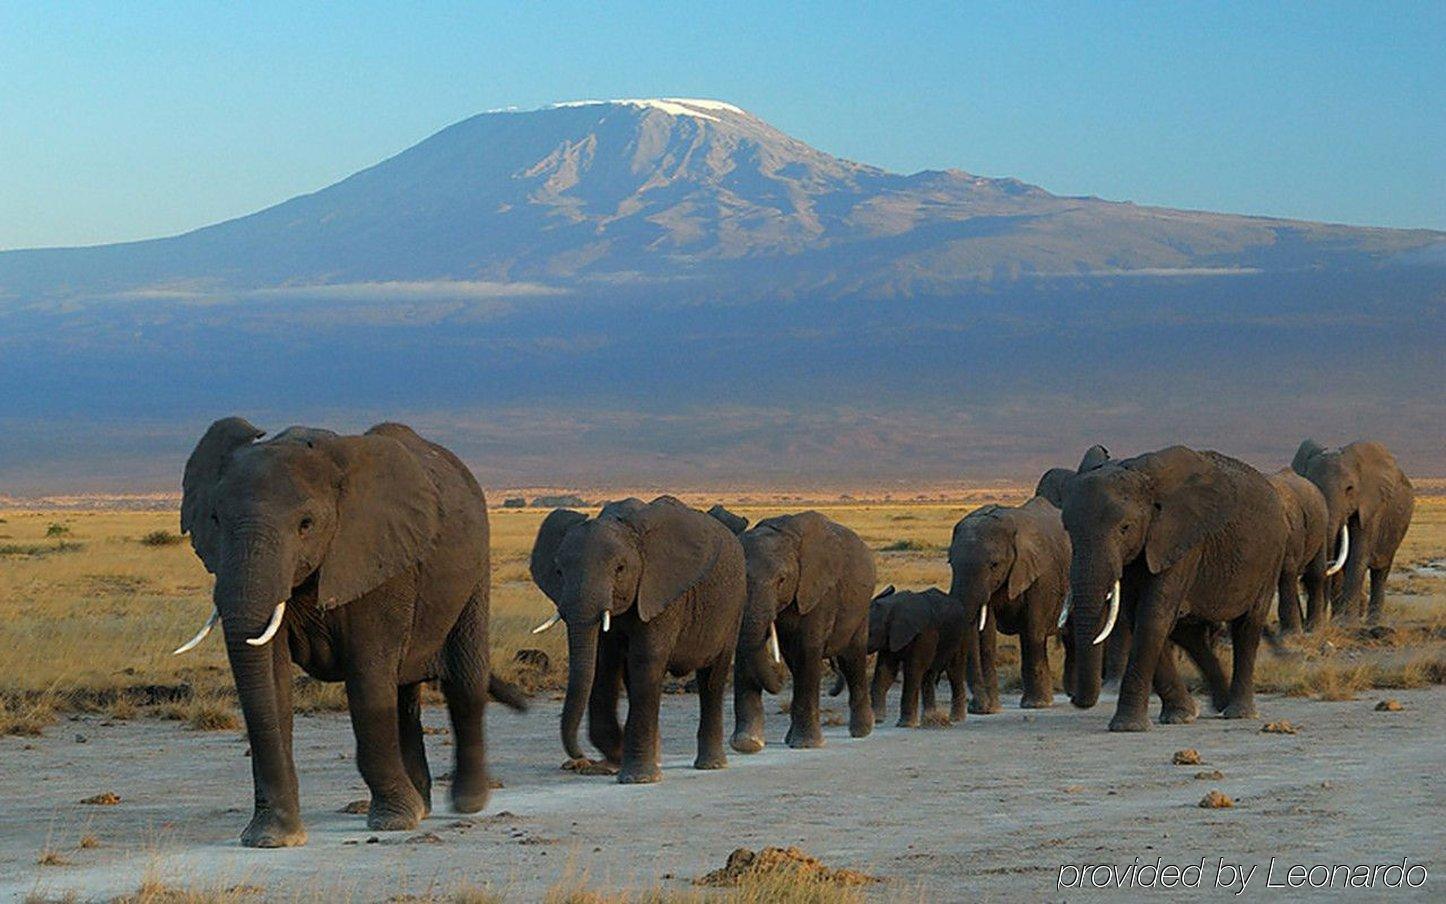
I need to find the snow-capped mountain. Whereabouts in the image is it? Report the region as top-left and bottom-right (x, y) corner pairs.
(1, 99), (1440, 302)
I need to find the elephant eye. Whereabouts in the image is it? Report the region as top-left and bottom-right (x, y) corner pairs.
(615, 563), (625, 574)
(299, 516), (314, 534)
(1119, 523), (1131, 534)
(989, 560), (1000, 569)
(210, 513), (220, 525)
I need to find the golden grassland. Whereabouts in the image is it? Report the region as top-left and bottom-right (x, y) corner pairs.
(2, 496), (1444, 734)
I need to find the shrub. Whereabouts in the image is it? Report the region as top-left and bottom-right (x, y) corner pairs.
(45, 523), (71, 537)
(139, 530), (185, 547)
(501, 497), (527, 508)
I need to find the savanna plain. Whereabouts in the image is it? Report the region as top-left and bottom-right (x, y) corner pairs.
(3, 492), (1444, 902)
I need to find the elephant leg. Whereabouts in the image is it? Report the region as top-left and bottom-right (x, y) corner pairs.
(693, 653), (730, 770)
(1302, 559), (1329, 632)
(730, 656), (767, 755)
(836, 637), (874, 738)
(1019, 635), (1054, 709)
(588, 634), (625, 767)
(440, 588), (490, 813)
(969, 620), (1002, 714)
(784, 644), (826, 748)
(921, 668), (940, 717)
(1151, 644), (1198, 725)
(1109, 588), (1177, 732)
(1221, 605), (1266, 720)
(346, 668), (426, 831)
(618, 646), (667, 783)
(1102, 621), (1130, 691)
(1061, 631), (1076, 699)
(870, 653), (896, 723)
(1173, 623), (1229, 713)
(397, 682), (432, 814)
(1367, 562), (1392, 625)
(1276, 572), (1304, 635)
(897, 651), (922, 728)
(947, 650), (968, 722)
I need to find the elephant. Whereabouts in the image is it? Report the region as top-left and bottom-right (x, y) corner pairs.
(1292, 440), (1415, 625)
(1034, 444), (1111, 508)
(1268, 469), (1330, 633)
(1059, 445), (1288, 732)
(948, 497), (1071, 712)
(528, 496), (747, 783)
(176, 418), (524, 847)
(861, 587), (969, 727)
(730, 511), (876, 751)
(707, 504), (750, 536)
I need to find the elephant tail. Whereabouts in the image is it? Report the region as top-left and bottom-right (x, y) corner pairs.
(827, 659), (846, 697)
(488, 673), (530, 712)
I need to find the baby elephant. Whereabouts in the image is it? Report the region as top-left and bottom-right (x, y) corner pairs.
(948, 497), (1071, 712)
(864, 587), (969, 727)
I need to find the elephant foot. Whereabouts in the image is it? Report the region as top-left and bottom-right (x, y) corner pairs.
(1220, 701), (1258, 720)
(1159, 702), (1199, 725)
(450, 773), (490, 814)
(785, 725), (825, 749)
(241, 810), (307, 849)
(920, 709), (953, 729)
(367, 793), (425, 832)
(617, 763), (662, 784)
(1020, 693), (1055, 709)
(1108, 712), (1152, 732)
(849, 712), (874, 738)
(730, 731), (765, 754)
(950, 705), (968, 723)
(895, 716), (921, 729)
(694, 746), (728, 770)
(968, 698), (1002, 715)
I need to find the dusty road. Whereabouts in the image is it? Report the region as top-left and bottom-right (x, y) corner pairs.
(4, 686), (1442, 902)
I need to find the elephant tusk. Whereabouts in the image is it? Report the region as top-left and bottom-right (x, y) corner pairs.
(1325, 523), (1349, 577)
(531, 611), (562, 634)
(172, 607), (220, 655)
(1057, 591), (1072, 629)
(978, 602), (989, 631)
(602, 609), (611, 633)
(768, 622), (782, 664)
(245, 602), (287, 647)
(1092, 581), (1120, 646)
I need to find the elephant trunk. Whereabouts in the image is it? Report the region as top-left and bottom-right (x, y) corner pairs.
(1331, 515), (1368, 615)
(561, 621), (599, 761)
(1067, 558), (1117, 708)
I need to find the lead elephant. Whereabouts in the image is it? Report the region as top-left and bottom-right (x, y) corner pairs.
(1061, 445), (1288, 731)
(948, 497), (1071, 712)
(863, 587), (969, 727)
(1291, 440), (1415, 625)
(529, 496), (746, 783)
(1268, 469), (1330, 633)
(176, 418), (523, 847)
(731, 511), (876, 751)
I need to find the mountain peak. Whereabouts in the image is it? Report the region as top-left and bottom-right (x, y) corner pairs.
(547, 98), (748, 121)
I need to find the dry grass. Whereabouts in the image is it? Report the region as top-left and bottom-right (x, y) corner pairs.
(1, 496), (1442, 726)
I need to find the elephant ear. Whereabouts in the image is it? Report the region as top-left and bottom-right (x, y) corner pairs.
(1292, 439), (1325, 476)
(872, 583), (896, 600)
(181, 417), (265, 574)
(316, 434), (440, 609)
(706, 504), (750, 535)
(1077, 444), (1111, 473)
(1144, 470), (1230, 574)
(529, 509), (588, 603)
(1006, 516), (1045, 601)
(631, 502), (725, 622)
(794, 513), (845, 616)
(887, 598), (927, 652)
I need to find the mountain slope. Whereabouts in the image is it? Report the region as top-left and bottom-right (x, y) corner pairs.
(2, 98), (1441, 302)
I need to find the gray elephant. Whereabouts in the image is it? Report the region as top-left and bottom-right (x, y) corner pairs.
(177, 419), (523, 847)
(730, 511), (876, 751)
(1060, 445), (1288, 732)
(862, 587), (968, 727)
(1292, 440), (1415, 625)
(707, 504), (750, 536)
(1268, 469), (1330, 633)
(948, 497), (1071, 712)
(529, 496), (746, 783)
(1034, 444), (1110, 508)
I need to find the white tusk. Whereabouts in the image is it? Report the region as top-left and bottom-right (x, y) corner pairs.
(531, 611), (562, 634)
(1325, 523), (1349, 577)
(172, 608), (220, 655)
(1057, 591), (1072, 629)
(245, 602), (287, 647)
(978, 602), (989, 631)
(1092, 581), (1120, 646)
(768, 622), (782, 664)
(601, 609), (611, 633)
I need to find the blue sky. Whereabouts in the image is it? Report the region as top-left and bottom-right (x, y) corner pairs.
(1, 1), (1442, 249)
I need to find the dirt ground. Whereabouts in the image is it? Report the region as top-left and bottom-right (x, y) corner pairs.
(5, 682), (1442, 902)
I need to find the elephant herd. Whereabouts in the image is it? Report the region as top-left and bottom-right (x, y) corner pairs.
(173, 418), (1415, 847)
